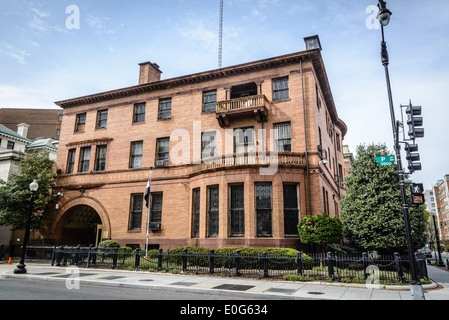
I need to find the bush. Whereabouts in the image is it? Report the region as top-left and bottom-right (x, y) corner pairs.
(98, 240), (121, 248)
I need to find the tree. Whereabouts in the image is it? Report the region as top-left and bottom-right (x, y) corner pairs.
(0, 150), (56, 230)
(340, 144), (428, 254)
(297, 214), (343, 252)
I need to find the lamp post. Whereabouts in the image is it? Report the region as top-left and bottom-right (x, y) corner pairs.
(14, 179), (39, 274)
(376, 0), (425, 300)
(431, 211), (444, 266)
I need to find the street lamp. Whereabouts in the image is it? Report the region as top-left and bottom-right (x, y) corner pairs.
(376, 0), (425, 300)
(14, 179), (39, 274)
(431, 211), (444, 267)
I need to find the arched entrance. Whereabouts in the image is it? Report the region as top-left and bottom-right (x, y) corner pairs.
(61, 205), (103, 246)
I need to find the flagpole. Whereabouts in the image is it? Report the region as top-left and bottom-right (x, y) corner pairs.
(145, 167), (153, 256)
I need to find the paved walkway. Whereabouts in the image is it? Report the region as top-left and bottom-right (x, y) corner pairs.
(1, 261), (448, 300)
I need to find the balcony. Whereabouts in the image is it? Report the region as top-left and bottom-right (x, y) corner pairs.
(216, 95), (269, 128)
(192, 152), (305, 174)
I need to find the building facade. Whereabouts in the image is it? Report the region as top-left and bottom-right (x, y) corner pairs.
(0, 108), (62, 140)
(48, 36), (348, 250)
(434, 176), (449, 240)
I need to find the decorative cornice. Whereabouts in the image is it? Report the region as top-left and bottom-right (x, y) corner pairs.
(54, 48), (347, 136)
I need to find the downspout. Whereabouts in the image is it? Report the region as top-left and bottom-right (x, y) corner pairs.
(301, 59), (312, 216)
(332, 122), (341, 200)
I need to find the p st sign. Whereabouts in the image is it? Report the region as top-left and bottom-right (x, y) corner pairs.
(376, 156), (396, 166)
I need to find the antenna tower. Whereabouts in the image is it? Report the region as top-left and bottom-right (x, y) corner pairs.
(219, 0), (223, 68)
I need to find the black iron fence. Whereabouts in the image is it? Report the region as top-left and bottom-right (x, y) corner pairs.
(23, 245), (430, 284)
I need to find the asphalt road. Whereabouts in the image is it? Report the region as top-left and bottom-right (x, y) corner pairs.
(0, 278), (250, 301)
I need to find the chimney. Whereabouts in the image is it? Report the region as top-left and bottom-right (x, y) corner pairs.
(139, 62), (162, 85)
(17, 123), (30, 139)
(304, 35), (322, 51)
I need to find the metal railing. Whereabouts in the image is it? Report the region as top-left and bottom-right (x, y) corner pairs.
(38, 246), (429, 284)
(216, 95), (269, 113)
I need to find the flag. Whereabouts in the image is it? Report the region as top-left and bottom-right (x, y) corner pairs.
(144, 178), (151, 208)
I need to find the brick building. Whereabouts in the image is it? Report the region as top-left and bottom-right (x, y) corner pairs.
(434, 175), (449, 240)
(0, 108), (62, 140)
(48, 36), (348, 250)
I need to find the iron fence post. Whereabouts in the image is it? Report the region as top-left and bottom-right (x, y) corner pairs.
(394, 252), (405, 283)
(112, 247), (118, 269)
(158, 249), (163, 271)
(263, 252), (268, 278)
(297, 252), (303, 276)
(182, 249), (187, 272)
(327, 252), (334, 279)
(51, 246), (56, 266)
(209, 249), (215, 274)
(87, 245), (93, 268)
(135, 248), (141, 269)
(362, 252), (369, 280)
(236, 250), (241, 276)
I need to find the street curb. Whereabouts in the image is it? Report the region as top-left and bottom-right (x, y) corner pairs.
(0, 272), (319, 300)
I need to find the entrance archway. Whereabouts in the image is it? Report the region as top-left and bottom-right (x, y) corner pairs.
(61, 205), (103, 246)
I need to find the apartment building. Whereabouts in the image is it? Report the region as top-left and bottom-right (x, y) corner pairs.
(434, 175), (449, 240)
(48, 36), (348, 250)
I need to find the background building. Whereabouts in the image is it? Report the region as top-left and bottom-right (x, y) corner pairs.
(0, 108), (62, 140)
(433, 175), (449, 241)
(48, 36), (348, 250)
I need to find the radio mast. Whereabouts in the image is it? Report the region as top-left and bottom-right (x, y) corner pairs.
(218, 0), (223, 68)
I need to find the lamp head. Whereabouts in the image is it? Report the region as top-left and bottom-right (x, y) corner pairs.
(30, 179), (39, 192)
(377, 0), (392, 26)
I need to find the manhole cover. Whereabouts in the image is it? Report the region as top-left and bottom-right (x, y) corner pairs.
(307, 292), (325, 295)
(139, 279), (154, 282)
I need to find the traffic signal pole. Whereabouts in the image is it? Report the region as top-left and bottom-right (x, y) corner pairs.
(381, 24), (425, 300)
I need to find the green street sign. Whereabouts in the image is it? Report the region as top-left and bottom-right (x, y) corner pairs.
(376, 156), (396, 166)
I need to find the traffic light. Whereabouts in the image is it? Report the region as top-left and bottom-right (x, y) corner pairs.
(406, 104), (424, 140)
(410, 183), (425, 205)
(405, 143), (422, 172)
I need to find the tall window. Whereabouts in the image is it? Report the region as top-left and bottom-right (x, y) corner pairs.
(255, 183), (272, 237)
(75, 113), (86, 132)
(207, 186), (219, 237)
(272, 77), (289, 101)
(283, 183), (299, 236)
(96, 110), (108, 129)
(202, 90), (217, 112)
(7, 141), (14, 150)
(130, 141), (143, 168)
(202, 131), (216, 159)
(129, 194), (143, 231)
(158, 98), (172, 119)
(150, 193), (163, 229)
(234, 127), (254, 153)
(95, 145), (107, 171)
(229, 184), (245, 237)
(156, 138), (169, 167)
(192, 188), (200, 238)
(274, 122), (291, 152)
(79, 147), (91, 172)
(67, 149), (76, 174)
(133, 103), (146, 123)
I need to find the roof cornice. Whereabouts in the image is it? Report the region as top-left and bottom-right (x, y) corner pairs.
(54, 49), (347, 136)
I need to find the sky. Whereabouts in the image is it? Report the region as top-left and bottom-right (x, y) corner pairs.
(0, 0), (448, 190)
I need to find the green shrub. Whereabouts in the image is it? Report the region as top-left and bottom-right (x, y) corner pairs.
(98, 240), (121, 248)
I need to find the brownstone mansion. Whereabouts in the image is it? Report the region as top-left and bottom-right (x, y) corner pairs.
(45, 36), (348, 250)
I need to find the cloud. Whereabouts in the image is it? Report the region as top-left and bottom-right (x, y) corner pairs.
(0, 43), (30, 64)
(87, 15), (115, 35)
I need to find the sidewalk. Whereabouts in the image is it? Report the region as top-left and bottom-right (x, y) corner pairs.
(1, 261), (448, 300)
